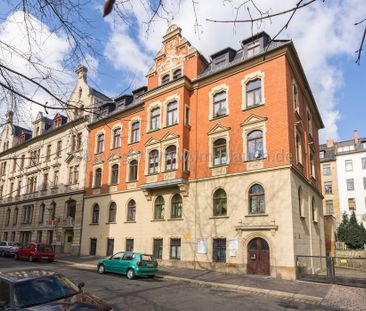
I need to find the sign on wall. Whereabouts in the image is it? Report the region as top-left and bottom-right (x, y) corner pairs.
(197, 238), (208, 254)
(229, 238), (238, 257)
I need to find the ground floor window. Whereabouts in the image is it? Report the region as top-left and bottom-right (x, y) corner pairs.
(47, 230), (54, 245)
(90, 238), (97, 256)
(170, 238), (181, 260)
(153, 239), (163, 259)
(10, 232), (15, 241)
(213, 238), (226, 262)
(126, 238), (134, 252)
(36, 231), (42, 243)
(3, 232), (7, 241)
(107, 238), (114, 256)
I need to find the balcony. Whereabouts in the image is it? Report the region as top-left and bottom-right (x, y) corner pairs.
(62, 216), (75, 228)
(141, 178), (189, 200)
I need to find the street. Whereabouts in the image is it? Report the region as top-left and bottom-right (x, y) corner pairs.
(0, 257), (337, 311)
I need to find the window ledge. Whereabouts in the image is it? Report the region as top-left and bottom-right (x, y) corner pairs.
(242, 104), (264, 112)
(105, 222), (117, 225)
(128, 141), (140, 146)
(124, 221), (136, 223)
(210, 164), (228, 169)
(151, 219), (165, 222)
(89, 223), (99, 225)
(94, 152), (104, 155)
(245, 213), (268, 217)
(300, 216), (306, 220)
(110, 147), (120, 151)
(167, 218), (184, 221)
(147, 128), (160, 134)
(163, 123), (178, 129)
(210, 114), (228, 121)
(209, 216), (229, 219)
(244, 157), (267, 163)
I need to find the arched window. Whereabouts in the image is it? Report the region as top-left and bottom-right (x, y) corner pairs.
(112, 128), (121, 148)
(171, 194), (182, 218)
(246, 78), (262, 107)
(129, 160), (138, 181)
(298, 187), (303, 218)
(92, 204), (99, 224)
(127, 200), (136, 221)
(213, 139), (227, 166)
(149, 150), (159, 174)
(247, 130), (263, 160)
(131, 121), (140, 143)
(167, 101), (178, 126)
(165, 145), (177, 171)
(49, 202), (56, 221)
(13, 207), (18, 225)
(213, 188), (227, 216)
(111, 164), (119, 185)
(5, 208), (11, 226)
(173, 69), (182, 79)
(154, 196), (165, 219)
(97, 133), (104, 153)
(95, 168), (102, 187)
(39, 203), (45, 223)
(108, 202), (117, 223)
(161, 74), (170, 84)
(213, 91), (227, 117)
(249, 184), (265, 214)
(150, 107), (160, 131)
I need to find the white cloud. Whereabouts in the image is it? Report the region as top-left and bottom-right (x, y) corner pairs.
(105, 0), (366, 142)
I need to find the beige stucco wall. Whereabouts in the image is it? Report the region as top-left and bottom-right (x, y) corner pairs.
(81, 166), (324, 280)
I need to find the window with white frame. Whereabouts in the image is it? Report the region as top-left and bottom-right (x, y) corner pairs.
(112, 128), (121, 149)
(131, 121), (140, 143)
(183, 150), (190, 172)
(323, 164), (331, 176)
(167, 101), (178, 126)
(161, 74), (170, 84)
(246, 79), (262, 107)
(346, 178), (354, 191)
(129, 160), (138, 181)
(362, 157), (366, 169)
(345, 159), (353, 172)
(213, 138), (227, 166)
(326, 200), (333, 214)
(307, 112), (312, 136)
(173, 68), (182, 79)
(150, 107), (160, 131)
(212, 91), (227, 117)
(309, 148), (315, 178)
(148, 150), (159, 174)
(324, 181), (332, 194)
(94, 168), (102, 188)
(298, 187), (304, 218)
(293, 82), (299, 111)
(111, 164), (119, 185)
(165, 145), (177, 171)
(295, 129), (303, 164)
(247, 130), (263, 160)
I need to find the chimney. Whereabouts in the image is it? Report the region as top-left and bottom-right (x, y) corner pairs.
(326, 139), (334, 148)
(6, 111), (13, 124)
(76, 64), (88, 81)
(354, 130), (359, 144)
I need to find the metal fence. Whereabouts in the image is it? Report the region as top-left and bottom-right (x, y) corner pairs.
(296, 255), (366, 288)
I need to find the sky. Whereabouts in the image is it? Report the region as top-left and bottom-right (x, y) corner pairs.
(0, 0), (365, 143)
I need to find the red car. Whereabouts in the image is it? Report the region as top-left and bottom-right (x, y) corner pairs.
(14, 242), (55, 262)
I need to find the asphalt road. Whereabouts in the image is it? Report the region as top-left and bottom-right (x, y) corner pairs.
(0, 257), (337, 311)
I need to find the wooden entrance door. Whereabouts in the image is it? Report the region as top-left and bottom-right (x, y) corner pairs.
(247, 238), (270, 275)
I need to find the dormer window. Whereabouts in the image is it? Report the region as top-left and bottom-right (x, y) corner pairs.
(173, 69), (182, 79)
(161, 74), (170, 84)
(247, 40), (260, 57)
(213, 54), (227, 66)
(53, 117), (61, 128)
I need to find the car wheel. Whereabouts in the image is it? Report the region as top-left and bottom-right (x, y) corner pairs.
(126, 268), (135, 280)
(28, 255), (33, 262)
(98, 264), (105, 274)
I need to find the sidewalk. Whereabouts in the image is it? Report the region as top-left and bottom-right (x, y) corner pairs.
(56, 255), (366, 310)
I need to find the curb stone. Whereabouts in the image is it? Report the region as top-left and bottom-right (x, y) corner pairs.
(57, 260), (323, 304)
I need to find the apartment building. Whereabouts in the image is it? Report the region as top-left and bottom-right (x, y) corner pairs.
(0, 65), (110, 254)
(80, 25), (325, 280)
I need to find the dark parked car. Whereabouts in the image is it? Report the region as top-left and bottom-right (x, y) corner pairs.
(0, 269), (113, 310)
(0, 241), (20, 257)
(14, 243), (55, 262)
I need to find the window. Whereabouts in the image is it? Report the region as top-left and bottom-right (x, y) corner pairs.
(161, 74), (170, 84)
(296, 130), (302, 164)
(323, 164), (331, 176)
(307, 113), (312, 136)
(97, 134), (104, 153)
(95, 168), (102, 188)
(213, 188), (227, 216)
(173, 68), (182, 79)
(213, 91), (227, 117)
(324, 182), (333, 194)
(129, 160), (138, 181)
(165, 145), (177, 171)
(247, 130), (263, 160)
(184, 150), (190, 172)
(184, 105), (190, 126)
(154, 196), (165, 219)
(108, 202), (117, 223)
(126, 239), (134, 252)
(364, 177), (366, 190)
(309, 149), (315, 177)
(43, 173), (48, 190)
(12, 159), (16, 172)
(326, 200), (333, 215)
(247, 40), (260, 57)
(90, 238), (97, 256)
(293, 83), (299, 110)
(76, 133), (82, 150)
(249, 184), (265, 214)
(362, 157), (366, 169)
(150, 108), (160, 131)
(111, 164), (119, 185)
(311, 198), (317, 222)
(298, 187), (304, 218)
(171, 194), (182, 218)
(131, 121), (140, 143)
(167, 101), (178, 126)
(127, 200), (136, 221)
(213, 54), (226, 66)
(54, 170), (59, 186)
(246, 79), (262, 107)
(112, 128), (121, 149)
(170, 238), (181, 260)
(5, 209), (10, 226)
(13, 207), (18, 225)
(39, 204), (45, 223)
(9, 182), (13, 197)
(56, 140), (62, 158)
(20, 154), (25, 169)
(319, 151), (325, 159)
(107, 239), (114, 256)
(348, 198), (356, 210)
(92, 204), (99, 224)
(74, 166), (79, 184)
(346, 178), (354, 191)
(49, 202), (56, 221)
(345, 159), (353, 171)
(148, 150), (159, 174)
(37, 231), (42, 243)
(153, 239), (163, 259)
(213, 238), (226, 263)
(213, 139), (227, 166)
(16, 181), (21, 196)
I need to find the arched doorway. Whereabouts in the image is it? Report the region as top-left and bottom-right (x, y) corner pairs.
(247, 238), (270, 275)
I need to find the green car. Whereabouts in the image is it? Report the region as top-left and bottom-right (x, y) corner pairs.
(97, 251), (158, 279)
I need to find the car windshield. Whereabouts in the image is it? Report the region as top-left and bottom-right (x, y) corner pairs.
(13, 275), (79, 308)
(37, 245), (53, 252)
